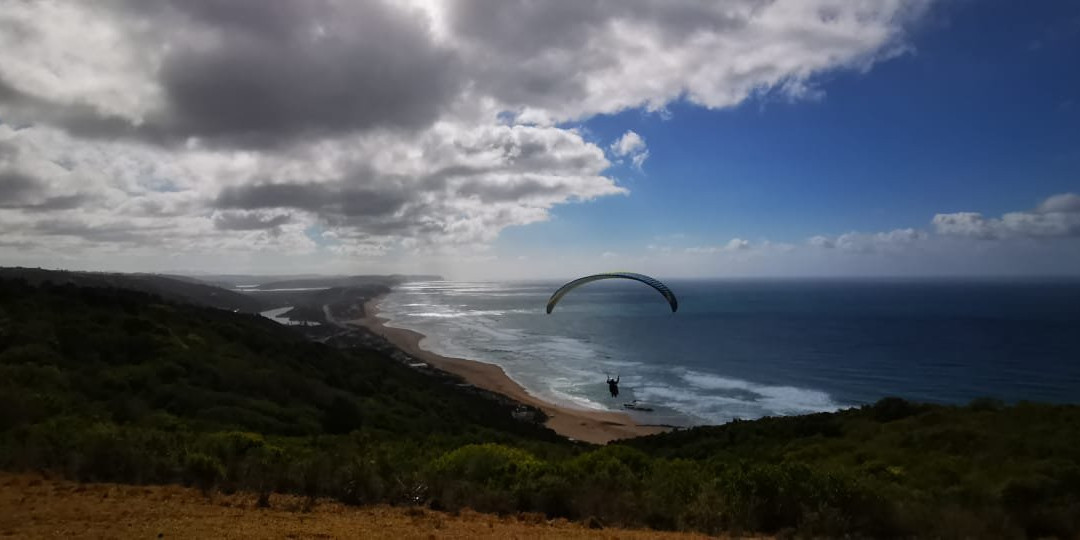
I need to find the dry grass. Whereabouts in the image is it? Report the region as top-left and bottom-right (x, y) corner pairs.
(0, 473), (719, 539)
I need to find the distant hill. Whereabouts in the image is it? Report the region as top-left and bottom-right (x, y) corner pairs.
(0, 267), (267, 313)
(0, 277), (554, 441)
(174, 273), (443, 289)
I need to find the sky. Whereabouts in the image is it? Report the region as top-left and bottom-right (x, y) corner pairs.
(0, 0), (1078, 280)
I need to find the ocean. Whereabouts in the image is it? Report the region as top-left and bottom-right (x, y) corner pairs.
(375, 279), (1080, 426)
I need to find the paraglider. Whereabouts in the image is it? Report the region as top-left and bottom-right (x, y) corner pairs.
(606, 375), (620, 398)
(546, 272), (677, 409)
(545, 272), (678, 314)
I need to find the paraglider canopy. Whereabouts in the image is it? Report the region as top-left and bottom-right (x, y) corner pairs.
(545, 272), (678, 313)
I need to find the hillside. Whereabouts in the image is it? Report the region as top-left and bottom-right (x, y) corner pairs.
(2, 277), (1079, 538)
(0, 267), (267, 313)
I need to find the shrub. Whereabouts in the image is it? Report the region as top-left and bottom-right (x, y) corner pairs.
(428, 443), (545, 513)
(184, 452), (225, 493)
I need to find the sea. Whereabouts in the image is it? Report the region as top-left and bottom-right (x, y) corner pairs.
(375, 279), (1080, 427)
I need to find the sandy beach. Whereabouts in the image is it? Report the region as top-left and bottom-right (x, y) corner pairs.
(356, 295), (669, 444)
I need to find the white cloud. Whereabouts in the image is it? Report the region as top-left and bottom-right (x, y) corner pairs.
(726, 238), (751, 251)
(808, 235), (835, 248)
(610, 130), (649, 170)
(1037, 193), (1080, 214)
(442, 0), (933, 124)
(931, 212), (996, 238)
(813, 228), (927, 253)
(611, 131), (646, 156)
(685, 238), (752, 254)
(932, 193), (1080, 239)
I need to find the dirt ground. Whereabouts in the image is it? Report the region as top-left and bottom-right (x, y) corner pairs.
(0, 474), (718, 539)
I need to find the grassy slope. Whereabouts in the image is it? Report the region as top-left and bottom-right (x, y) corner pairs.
(0, 473), (709, 539)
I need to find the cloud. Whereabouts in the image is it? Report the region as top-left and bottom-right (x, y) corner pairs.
(444, 0), (932, 124)
(0, 1), (461, 147)
(1, 0), (933, 142)
(787, 193), (1080, 278)
(931, 212), (997, 239)
(0, 158), (92, 212)
(0, 170), (39, 204)
(0, 0), (937, 270)
(932, 193), (1080, 239)
(808, 235), (835, 249)
(806, 194), (1080, 252)
(685, 238), (752, 253)
(212, 211), (293, 231)
(611, 131), (646, 156)
(809, 227), (930, 254)
(1037, 193), (1080, 214)
(156, 1), (461, 146)
(610, 130), (649, 170)
(726, 238), (751, 251)
(215, 182), (408, 218)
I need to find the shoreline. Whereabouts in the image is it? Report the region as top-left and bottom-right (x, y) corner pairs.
(355, 294), (670, 445)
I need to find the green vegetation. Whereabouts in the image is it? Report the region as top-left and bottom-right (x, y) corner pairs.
(0, 267), (268, 313)
(2, 277), (1078, 538)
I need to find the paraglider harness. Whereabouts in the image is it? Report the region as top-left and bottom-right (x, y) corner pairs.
(606, 375), (620, 398)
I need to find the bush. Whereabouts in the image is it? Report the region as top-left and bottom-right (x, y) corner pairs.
(184, 452), (225, 493)
(870, 397), (924, 422)
(428, 443), (545, 513)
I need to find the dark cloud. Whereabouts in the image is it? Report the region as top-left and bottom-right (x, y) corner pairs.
(156, 0), (461, 146)
(0, 169), (90, 211)
(0, 170), (40, 204)
(24, 194), (90, 211)
(450, 0), (749, 54)
(158, 0), (318, 39)
(215, 182), (408, 218)
(0, 139), (19, 160)
(213, 211), (292, 231)
(216, 183), (328, 211)
(1, 1), (462, 148)
(30, 218), (159, 244)
(0, 77), (163, 143)
(121, 196), (198, 218)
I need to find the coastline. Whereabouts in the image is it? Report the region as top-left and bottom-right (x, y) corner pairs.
(355, 294), (670, 444)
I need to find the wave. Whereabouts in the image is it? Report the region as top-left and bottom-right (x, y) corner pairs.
(545, 387), (610, 411)
(380, 284), (843, 426)
(403, 309), (534, 318)
(625, 369), (843, 423)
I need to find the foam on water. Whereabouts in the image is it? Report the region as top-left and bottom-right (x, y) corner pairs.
(373, 280), (850, 426)
(669, 369), (841, 421)
(383, 279), (1080, 416)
